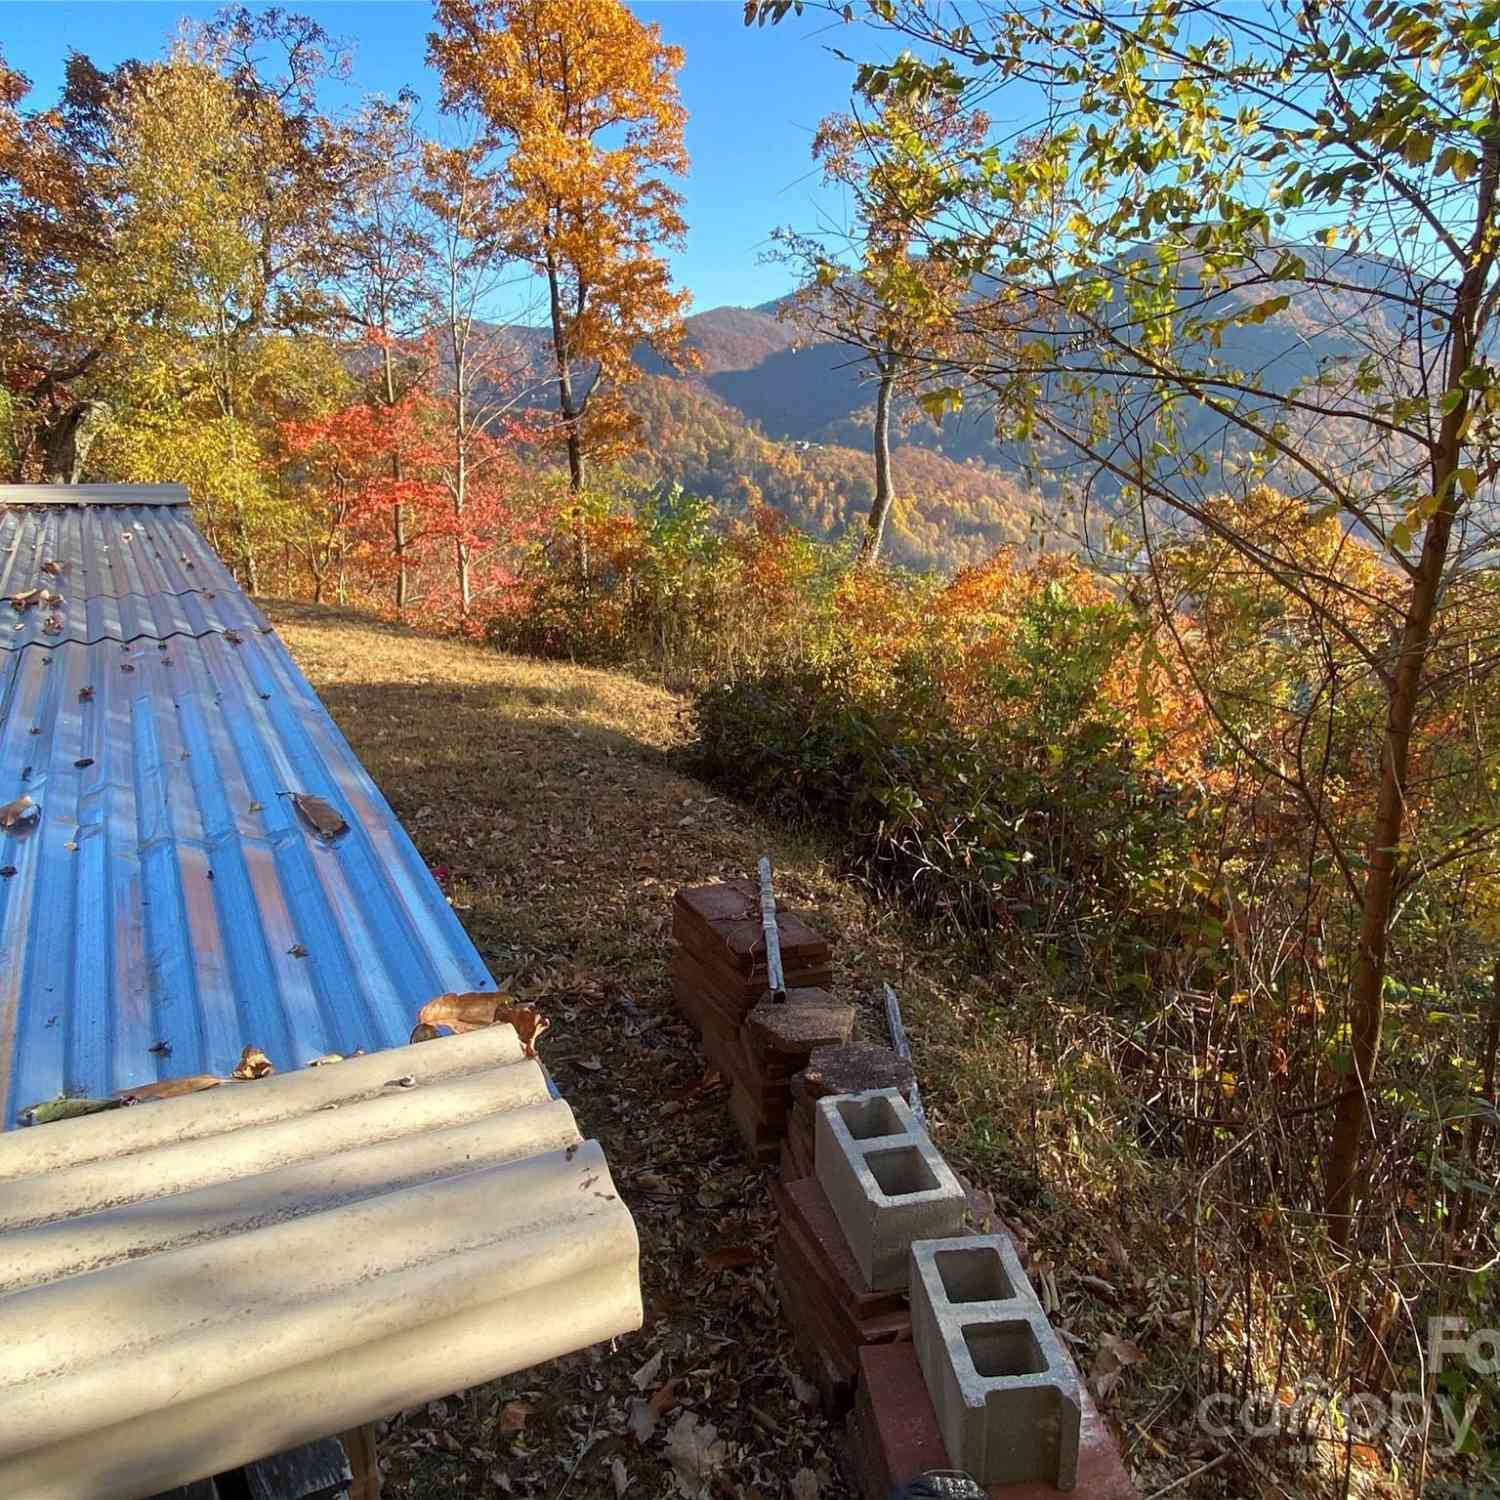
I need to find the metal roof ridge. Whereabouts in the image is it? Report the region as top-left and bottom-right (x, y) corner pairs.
(0, 484), (190, 507)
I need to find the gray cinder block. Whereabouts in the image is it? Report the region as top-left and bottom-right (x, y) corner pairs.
(813, 1088), (966, 1290)
(909, 1235), (1082, 1490)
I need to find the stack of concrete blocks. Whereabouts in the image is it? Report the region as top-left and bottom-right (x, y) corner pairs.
(809, 1088), (1120, 1498)
(669, 880), (846, 1161)
(781, 1041), (917, 1184)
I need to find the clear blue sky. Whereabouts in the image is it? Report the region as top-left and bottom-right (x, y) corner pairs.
(0, 0), (907, 312)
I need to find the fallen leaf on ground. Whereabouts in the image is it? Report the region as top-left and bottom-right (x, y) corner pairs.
(626, 1400), (656, 1446)
(631, 1350), (663, 1392)
(497, 1402), (532, 1435)
(664, 1411), (726, 1499)
(791, 1468), (820, 1500)
(290, 792), (347, 839)
(703, 1245), (757, 1271)
(231, 1045), (275, 1080)
(0, 793), (39, 830)
(610, 1455), (629, 1498)
(117, 1075), (225, 1104)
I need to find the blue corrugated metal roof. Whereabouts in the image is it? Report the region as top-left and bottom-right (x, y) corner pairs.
(0, 503), (266, 651)
(0, 493), (497, 1126)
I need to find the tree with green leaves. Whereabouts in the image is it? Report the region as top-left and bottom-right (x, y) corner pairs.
(776, 97), (986, 564)
(749, 0), (1500, 1254)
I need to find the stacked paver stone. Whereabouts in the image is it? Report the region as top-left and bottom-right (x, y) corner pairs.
(669, 880), (851, 1161)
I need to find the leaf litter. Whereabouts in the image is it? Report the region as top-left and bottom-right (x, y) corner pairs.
(263, 601), (915, 1500)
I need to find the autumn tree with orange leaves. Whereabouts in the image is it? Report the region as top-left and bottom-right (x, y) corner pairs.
(429, 0), (693, 578)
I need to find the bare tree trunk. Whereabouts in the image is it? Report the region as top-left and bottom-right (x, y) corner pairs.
(1324, 211), (1492, 1240)
(860, 358), (897, 565)
(382, 346), (408, 616)
(545, 254), (588, 584)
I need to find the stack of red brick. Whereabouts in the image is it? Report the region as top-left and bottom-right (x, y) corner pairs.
(669, 880), (852, 1161)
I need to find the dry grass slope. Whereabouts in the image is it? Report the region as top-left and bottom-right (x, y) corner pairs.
(271, 599), (1373, 1500)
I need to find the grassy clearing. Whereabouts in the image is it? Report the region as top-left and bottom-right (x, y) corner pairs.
(270, 600), (1396, 1500)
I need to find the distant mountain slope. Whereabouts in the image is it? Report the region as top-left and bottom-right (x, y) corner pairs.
(637, 247), (1422, 525)
(621, 375), (1066, 571)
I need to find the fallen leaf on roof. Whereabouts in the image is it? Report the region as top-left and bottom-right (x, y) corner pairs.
(19, 1095), (123, 1126)
(147, 1039), (172, 1056)
(117, 1075), (225, 1104)
(0, 793), (39, 830)
(418, 991), (510, 1033)
(306, 1053), (344, 1067)
(9, 588), (39, 611)
(38, 588), (62, 607)
(664, 1410), (725, 1499)
(231, 1045), (275, 1080)
(409, 1022), (442, 1043)
(40, 560), (64, 576)
(494, 1003), (550, 1057)
(386, 1074), (417, 1089)
(78, 686), (94, 702)
(42, 613), (62, 634)
(0, 866), (15, 879)
(223, 629), (243, 644)
(288, 943), (308, 958)
(291, 792), (347, 838)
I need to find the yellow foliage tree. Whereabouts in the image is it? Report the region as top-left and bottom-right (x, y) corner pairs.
(429, 0), (693, 572)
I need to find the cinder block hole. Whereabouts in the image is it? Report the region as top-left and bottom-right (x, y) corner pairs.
(865, 1145), (940, 1197)
(836, 1094), (905, 1140)
(934, 1246), (1014, 1303)
(963, 1320), (1046, 1378)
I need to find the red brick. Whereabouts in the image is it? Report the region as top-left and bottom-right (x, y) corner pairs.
(848, 1342), (1140, 1500)
(777, 1213), (911, 1348)
(674, 880), (833, 974)
(776, 1265), (858, 1415)
(777, 1178), (909, 1320)
(844, 1343), (949, 1499)
(728, 1081), (781, 1162)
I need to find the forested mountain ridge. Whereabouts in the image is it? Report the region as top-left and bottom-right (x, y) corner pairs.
(608, 248), (1425, 570)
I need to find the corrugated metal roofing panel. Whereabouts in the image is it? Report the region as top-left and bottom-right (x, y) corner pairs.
(0, 503), (266, 650)
(0, 628), (495, 1120)
(0, 491), (497, 1126)
(0, 1026), (642, 1500)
